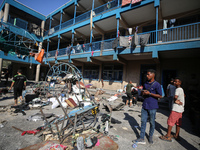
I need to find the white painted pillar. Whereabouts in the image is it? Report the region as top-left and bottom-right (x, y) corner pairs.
(3, 3), (9, 22)
(0, 10), (4, 20)
(122, 64), (127, 89)
(35, 42), (42, 82)
(41, 20), (45, 37)
(35, 20), (45, 82)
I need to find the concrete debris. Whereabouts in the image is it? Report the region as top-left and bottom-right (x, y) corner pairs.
(0, 120), (7, 128)
(122, 127), (128, 131)
(27, 113), (54, 121)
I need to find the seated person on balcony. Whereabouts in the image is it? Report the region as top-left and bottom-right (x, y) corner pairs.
(71, 47), (75, 54)
(66, 44), (71, 55)
(76, 43), (83, 53)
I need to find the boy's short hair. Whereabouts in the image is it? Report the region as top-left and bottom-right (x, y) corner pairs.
(175, 77), (182, 82)
(17, 69), (22, 73)
(147, 69), (156, 74)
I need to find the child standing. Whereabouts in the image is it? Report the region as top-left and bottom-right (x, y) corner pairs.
(160, 78), (185, 141)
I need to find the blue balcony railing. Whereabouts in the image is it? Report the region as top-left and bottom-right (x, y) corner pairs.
(8, 16), (28, 30)
(94, 0), (118, 16)
(75, 11), (91, 24)
(46, 22), (200, 58)
(44, 0), (120, 37)
(61, 19), (74, 29)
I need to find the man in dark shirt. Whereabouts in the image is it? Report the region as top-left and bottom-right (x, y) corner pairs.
(126, 80), (134, 107)
(133, 69), (162, 144)
(9, 69), (27, 106)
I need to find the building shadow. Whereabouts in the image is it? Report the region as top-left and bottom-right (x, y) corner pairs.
(124, 112), (148, 139)
(156, 117), (199, 150)
(155, 121), (168, 136)
(157, 108), (171, 117)
(175, 136), (199, 150)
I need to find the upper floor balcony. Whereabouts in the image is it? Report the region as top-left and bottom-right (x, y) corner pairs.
(45, 22), (200, 60)
(44, 0), (120, 37)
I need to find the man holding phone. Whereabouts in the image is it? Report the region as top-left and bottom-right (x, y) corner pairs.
(133, 69), (162, 144)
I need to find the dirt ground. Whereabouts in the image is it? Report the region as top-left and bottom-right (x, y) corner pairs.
(0, 80), (199, 150)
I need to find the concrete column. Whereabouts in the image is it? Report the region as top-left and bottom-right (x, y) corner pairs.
(59, 10), (63, 30)
(156, 63), (161, 83)
(73, 4), (77, 24)
(0, 10), (4, 20)
(100, 35), (104, 56)
(41, 20), (45, 37)
(35, 20), (45, 81)
(35, 42), (42, 82)
(122, 64), (127, 89)
(3, 3), (10, 22)
(99, 64), (102, 81)
(0, 58), (3, 82)
(156, 6), (158, 43)
(116, 18), (119, 37)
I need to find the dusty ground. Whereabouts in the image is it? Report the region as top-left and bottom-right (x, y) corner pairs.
(0, 80), (199, 150)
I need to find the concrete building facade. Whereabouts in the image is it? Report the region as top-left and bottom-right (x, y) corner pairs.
(0, 0), (200, 93)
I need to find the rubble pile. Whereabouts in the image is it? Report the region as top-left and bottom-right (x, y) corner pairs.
(2, 63), (124, 149)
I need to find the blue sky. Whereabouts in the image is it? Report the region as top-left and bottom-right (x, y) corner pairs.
(0, 0), (70, 16)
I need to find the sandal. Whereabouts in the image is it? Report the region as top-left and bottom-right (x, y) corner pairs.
(173, 135), (181, 141)
(159, 135), (172, 142)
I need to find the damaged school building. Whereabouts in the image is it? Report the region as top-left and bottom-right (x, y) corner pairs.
(0, 0), (200, 149)
(0, 0), (200, 92)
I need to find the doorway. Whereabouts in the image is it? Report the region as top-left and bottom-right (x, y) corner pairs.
(140, 64), (156, 86)
(162, 70), (177, 94)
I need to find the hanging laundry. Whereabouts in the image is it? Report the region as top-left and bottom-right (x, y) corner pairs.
(169, 19), (176, 27)
(36, 49), (45, 63)
(135, 26), (138, 33)
(122, 0), (131, 6)
(128, 28), (132, 35)
(163, 20), (168, 34)
(131, 32), (139, 47)
(139, 33), (150, 46)
(112, 37), (119, 49)
(112, 36), (129, 48)
(132, 0), (142, 4)
(91, 51), (94, 56)
(119, 36), (129, 47)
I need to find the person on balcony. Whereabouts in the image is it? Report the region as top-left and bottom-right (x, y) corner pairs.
(107, 0), (111, 9)
(66, 44), (71, 55)
(76, 43), (83, 53)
